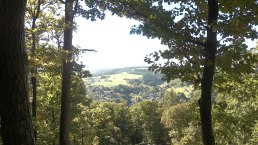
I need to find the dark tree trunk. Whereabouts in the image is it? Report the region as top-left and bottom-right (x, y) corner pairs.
(31, 0), (41, 120)
(59, 0), (74, 144)
(31, 76), (37, 140)
(30, 0), (41, 140)
(31, 76), (37, 117)
(199, 0), (218, 145)
(0, 0), (35, 144)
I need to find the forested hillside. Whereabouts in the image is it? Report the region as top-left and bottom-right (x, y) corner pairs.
(85, 67), (193, 105)
(0, 0), (257, 145)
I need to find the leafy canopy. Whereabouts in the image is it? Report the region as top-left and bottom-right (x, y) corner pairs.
(87, 0), (258, 87)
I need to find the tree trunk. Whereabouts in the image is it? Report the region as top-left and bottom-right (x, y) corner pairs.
(30, 0), (41, 140)
(0, 0), (35, 144)
(31, 0), (41, 120)
(59, 0), (74, 144)
(199, 0), (218, 145)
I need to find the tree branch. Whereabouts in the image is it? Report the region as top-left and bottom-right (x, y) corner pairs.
(80, 49), (97, 53)
(39, 2), (53, 13)
(180, 47), (202, 85)
(178, 46), (196, 65)
(59, 0), (65, 4)
(73, 0), (79, 16)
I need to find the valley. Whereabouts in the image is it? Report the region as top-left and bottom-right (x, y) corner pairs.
(85, 66), (194, 105)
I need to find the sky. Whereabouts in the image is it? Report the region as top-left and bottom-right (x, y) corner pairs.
(73, 12), (257, 72)
(73, 12), (168, 72)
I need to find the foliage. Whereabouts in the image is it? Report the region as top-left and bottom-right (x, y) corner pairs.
(36, 73), (61, 145)
(71, 100), (171, 145)
(92, 0), (258, 86)
(130, 101), (170, 144)
(159, 76), (258, 145)
(2, 0), (256, 144)
(160, 89), (202, 145)
(72, 102), (133, 144)
(213, 72), (258, 144)
(87, 1), (257, 144)
(24, 0), (92, 144)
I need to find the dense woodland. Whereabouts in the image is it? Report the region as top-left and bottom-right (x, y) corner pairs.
(0, 0), (258, 145)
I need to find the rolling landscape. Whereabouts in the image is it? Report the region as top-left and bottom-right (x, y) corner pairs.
(1, 0), (257, 144)
(85, 66), (194, 105)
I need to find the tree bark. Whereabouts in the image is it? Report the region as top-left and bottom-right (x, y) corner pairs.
(59, 0), (74, 144)
(31, 0), (41, 120)
(30, 0), (41, 140)
(199, 0), (218, 145)
(0, 0), (35, 144)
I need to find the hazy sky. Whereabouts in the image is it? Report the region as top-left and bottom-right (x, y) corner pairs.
(73, 12), (168, 72)
(74, 12), (257, 72)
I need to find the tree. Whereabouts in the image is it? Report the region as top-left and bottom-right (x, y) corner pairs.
(27, 0), (41, 121)
(212, 62), (258, 144)
(160, 90), (202, 144)
(59, 0), (75, 144)
(130, 101), (170, 144)
(25, 1), (64, 143)
(59, 0), (106, 143)
(0, 0), (35, 144)
(198, 1), (218, 144)
(90, 0), (257, 144)
(72, 101), (133, 144)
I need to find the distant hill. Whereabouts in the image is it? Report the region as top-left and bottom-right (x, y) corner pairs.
(87, 66), (165, 87)
(92, 66), (150, 76)
(85, 66), (194, 105)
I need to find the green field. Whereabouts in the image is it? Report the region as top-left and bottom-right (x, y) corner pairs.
(86, 72), (142, 87)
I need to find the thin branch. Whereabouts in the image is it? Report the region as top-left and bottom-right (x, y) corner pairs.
(80, 49), (97, 53)
(184, 53), (196, 65)
(180, 47), (202, 84)
(179, 46), (196, 65)
(35, 0), (41, 19)
(59, 0), (65, 4)
(73, 0), (79, 16)
(197, 13), (207, 29)
(39, 2), (52, 13)
(195, 72), (202, 84)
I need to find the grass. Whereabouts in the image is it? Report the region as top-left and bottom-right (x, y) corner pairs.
(166, 85), (194, 98)
(87, 72), (142, 87)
